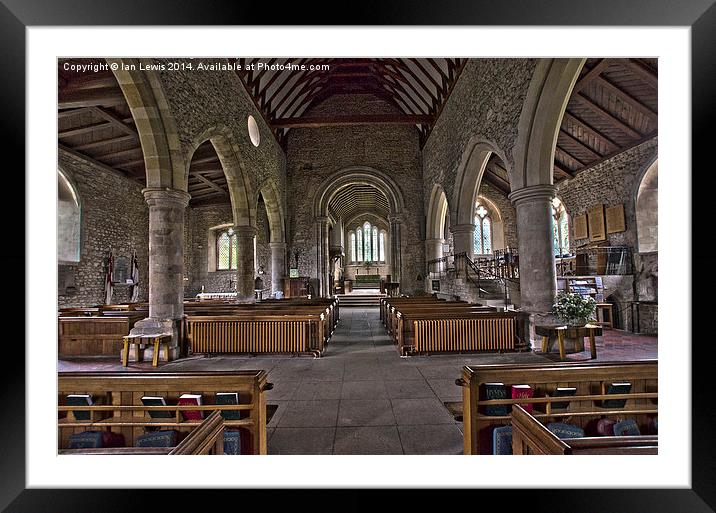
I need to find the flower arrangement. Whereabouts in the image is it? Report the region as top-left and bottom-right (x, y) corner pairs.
(552, 292), (596, 326)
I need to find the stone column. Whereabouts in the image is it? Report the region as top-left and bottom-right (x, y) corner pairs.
(269, 242), (287, 296)
(314, 216), (331, 296)
(508, 184), (557, 317)
(451, 223), (475, 257)
(425, 238), (444, 272)
(234, 225), (257, 301)
(389, 215), (403, 286)
(129, 187), (190, 362)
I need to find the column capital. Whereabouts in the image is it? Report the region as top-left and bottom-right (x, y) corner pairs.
(508, 184), (557, 206)
(425, 237), (445, 244)
(232, 225), (257, 237)
(142, 187), (191, 207)
(388, 214), (404, 224)
(450, 223), (475, 234)
(269, 241), (287, 250)
(315, 216), (330, 226)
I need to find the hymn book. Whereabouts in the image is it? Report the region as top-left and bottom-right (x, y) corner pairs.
(481, 383), (508, 416)
(141, 396), (174, 419)
(547, 387), (577, 412)
(178, 393), (204, 421)
(216, 392), (242, 420)
(601, 382), (632, 408)
(66, 394), (93, 421)
(511, 384), (534, 414)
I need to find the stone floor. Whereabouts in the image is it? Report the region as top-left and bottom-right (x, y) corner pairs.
(58, 307), (658, 454)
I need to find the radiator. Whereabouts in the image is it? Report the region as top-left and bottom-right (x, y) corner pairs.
(413, 318), (516, 352)
(188, 320), (313, 354)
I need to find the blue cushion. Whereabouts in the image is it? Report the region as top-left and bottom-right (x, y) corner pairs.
(613, 419), (641, 436)
(136, 430), (177, 448)
(223, 430), (241, 455)
(68, 431), (103, 449)
(492, 425), (513, 455)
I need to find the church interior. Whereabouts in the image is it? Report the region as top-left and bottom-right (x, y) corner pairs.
(57, 57), (658, 455)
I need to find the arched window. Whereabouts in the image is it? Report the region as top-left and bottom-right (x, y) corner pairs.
(356, 228), (363, 262)
(350, 222), (387, 263)
(58, 169), (81, 263)
(363, 222), (371, 261)
(217, 228), (239, 270)
(552, 197), (570, 256)
(473, 200), (493, 255)
(379, 231), (386, 262)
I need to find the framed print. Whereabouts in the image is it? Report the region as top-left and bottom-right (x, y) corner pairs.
(587, 203), (607, 241)
(606, 204), (627, 233)
(573, 214), (589, 239)
(9, 0), (713, 511)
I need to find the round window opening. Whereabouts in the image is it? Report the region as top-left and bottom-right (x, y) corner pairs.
(247, 115), (260, 147)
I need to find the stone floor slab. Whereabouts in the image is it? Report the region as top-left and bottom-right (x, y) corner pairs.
(333, 426), (403, 455)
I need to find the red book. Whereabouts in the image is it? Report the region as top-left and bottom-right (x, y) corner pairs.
(178, 393), (204, 421)
(511, 385), (534, 414)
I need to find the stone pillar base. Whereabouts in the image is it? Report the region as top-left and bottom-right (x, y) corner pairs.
(126, 318), (181, 362)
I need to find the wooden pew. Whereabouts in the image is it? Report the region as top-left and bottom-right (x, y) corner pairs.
(59, 411), (226, 455)
(456, 360), (658, 454)
(511, 405), (658, 455)
(58, 313), (145, 357)
(58, 370), (272, 454)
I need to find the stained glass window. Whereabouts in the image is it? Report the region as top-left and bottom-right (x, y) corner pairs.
(350, 232), (356, 261)
(379, 231), (385, 262)
(363, 222), (371, 262)
(372, 227), (378, 261)
(473, 200), (492, 255)
(551, 197), (570, 256)
(217, 229), (238, 270)
(356, 229), (363, 262)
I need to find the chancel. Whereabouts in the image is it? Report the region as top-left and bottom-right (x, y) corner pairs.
(57, 57), (658, 455)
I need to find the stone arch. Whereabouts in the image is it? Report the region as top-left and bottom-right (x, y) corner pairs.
(58, 166), (82, 263)
(187, 125), (255, 228)
(313, 166), (405, 218)
(257, 180), (286, 243)
(512, 58), (586, 190)
(635, 157), (658, 253)
(426, 184), (449, 240)
(452, 138), (509, 226)
(474, 194), (505, 253)
(108, 58), (186, 190)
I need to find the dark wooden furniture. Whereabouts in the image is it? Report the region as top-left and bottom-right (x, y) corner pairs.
(58, 370), (272, 454)
(595, 303), (614, 328)
(535, 324), (603, 360)
(456, 360), (657, 454)
(282, 276), (309, 298)
(511, 405), (657, 455)
(58, 313), (145, 357)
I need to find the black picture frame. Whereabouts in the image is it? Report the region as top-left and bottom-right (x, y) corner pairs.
(6, 0), (711, 510)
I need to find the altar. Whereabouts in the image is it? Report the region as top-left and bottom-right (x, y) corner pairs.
(353, 274), (381, 288)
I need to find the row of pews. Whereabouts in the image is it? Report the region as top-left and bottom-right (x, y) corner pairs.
(58, 370), (272, 454)
(58, 298), (339, 358)
(380, 296), (528, 355)
(456, 359), (658, 455)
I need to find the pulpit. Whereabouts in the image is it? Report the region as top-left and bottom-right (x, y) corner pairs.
(282, 276), (309, 298)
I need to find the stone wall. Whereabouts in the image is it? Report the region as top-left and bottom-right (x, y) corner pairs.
(58, 150), (149, 308)
(154, 58), (287, 223)
(285, 93), (425, 294)
(422, 59), (537, 221)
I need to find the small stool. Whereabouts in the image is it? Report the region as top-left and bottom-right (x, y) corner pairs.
(537, 324), (601, 361)
(122, 334), (172, 367)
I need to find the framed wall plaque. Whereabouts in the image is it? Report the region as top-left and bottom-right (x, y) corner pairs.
(605, 204), (626, 233)
(587, 204), (607, 242)
(573, 214), (588, 239)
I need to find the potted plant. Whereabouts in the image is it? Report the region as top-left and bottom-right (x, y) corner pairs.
(552, 292), (596, 327)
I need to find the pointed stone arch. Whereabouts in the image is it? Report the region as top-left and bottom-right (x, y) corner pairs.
(426, 184), (449, 241)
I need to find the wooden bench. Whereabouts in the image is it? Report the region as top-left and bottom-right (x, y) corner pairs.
(511, 405), (657, 454)
(59, 411), (226, 455)
(58, 370), (272, 454)
(58, 313), (145, 357)
(456, 360), (658, 454)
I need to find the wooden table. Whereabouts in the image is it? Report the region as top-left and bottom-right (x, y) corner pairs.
(122, 333), (172, 367)
(595, 303), (614, 328)
(535, 324), (602, 361)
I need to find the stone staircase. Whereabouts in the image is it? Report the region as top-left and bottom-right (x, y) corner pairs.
(336, 293), (385, 308)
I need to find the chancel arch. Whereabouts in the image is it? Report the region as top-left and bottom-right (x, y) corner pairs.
(58, 167), (82, 264)
(635, 158), (658, 253)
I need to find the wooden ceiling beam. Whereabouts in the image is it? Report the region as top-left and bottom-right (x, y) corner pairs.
(58, 119), (129, 138)
(58, 87), (126, 109)
(555, 145), (587, 167)
(57, 107), (95, 119)
(553, 161), (575, 179)
(273, 114), (432, 128)
(573, 93), (643, 139)
(562, 111), (620, 152)
(192, 173), (229, 197)
(594, 75), (658, 121)
(59, 143), (133, 179)
(95, 146), (143, 161)
(569, 130), (658, 177)
(90, 107), (138, 137)
(421, 59), (468, 148)
(573, 58), (611, 94)
(73, 134), (136, 152)
(623, 59), (658, 89)
(558, 129), (603, 161)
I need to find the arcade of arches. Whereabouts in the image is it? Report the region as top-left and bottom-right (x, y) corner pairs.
(57, 57), (658, 455)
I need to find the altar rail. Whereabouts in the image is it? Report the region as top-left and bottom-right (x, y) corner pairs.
(456, 360), (658, 455)
(58, 370), (271, 454)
